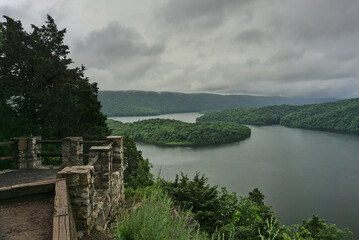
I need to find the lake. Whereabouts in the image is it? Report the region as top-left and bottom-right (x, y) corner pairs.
(110, 113), (359, 235)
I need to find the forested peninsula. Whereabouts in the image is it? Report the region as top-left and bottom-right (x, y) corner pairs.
(197, 98), (359, 133)
(107, 119), (251, 145)
(99, 90), (336, 116)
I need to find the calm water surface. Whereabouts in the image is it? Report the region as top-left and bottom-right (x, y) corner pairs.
(111, 113), (359, 235)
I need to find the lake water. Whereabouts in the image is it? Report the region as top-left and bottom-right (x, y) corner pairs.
(110, 113), (359, 235)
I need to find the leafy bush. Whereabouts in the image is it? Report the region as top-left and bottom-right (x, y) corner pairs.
(41, 144), (62, 165)
(0, 144), (12, 170)
(160, 173), (239, 234)
(297, 215), (353, 240)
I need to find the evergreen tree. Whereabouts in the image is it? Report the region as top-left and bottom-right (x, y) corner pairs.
(123, 134), (153, 188)
(0, 15), (109, 140)
(160, 172), (238, 233)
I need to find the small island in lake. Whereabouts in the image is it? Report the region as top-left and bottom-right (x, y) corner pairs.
(107, 118), (251, 146)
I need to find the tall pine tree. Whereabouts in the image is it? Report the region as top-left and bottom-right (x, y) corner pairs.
(0, 15), (109, 140)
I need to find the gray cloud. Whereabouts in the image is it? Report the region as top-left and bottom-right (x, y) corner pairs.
(267, 49), (304, 64)
(73, 22), (164, 68)
(159, 0), (254, 30)
(235, 29), (267, 46)
(1, 0), (359, 98)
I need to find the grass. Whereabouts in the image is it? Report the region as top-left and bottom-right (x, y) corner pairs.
(115, 186), (236, 240)
(114, 187), (203, 240)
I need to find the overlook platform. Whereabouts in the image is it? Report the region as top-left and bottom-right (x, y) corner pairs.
(0, 169), (60, 240)
(0, 136), (125, 239)
(0, 169), (59, 188)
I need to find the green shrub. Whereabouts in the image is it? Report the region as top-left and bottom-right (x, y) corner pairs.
(0, 141), (13, 170)
(160, 173), (238, 234)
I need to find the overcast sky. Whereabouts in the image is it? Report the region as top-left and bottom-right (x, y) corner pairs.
(1, 0), (359, 98)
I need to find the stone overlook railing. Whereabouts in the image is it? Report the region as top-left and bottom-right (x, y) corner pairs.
(57, 136), (124, 234)
(0, 136), (125, 237)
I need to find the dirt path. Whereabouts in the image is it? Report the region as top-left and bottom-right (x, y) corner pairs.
(0, 197), (54, 240)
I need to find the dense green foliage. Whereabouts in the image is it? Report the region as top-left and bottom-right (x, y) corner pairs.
(159, 174), (353, 240)
(122, 135), (153, 189)
(280, 98), (359, 132)
(197, 105), (304, 125)
(160, 174), (278, 239)
(99, 90), (335, 116)
(282, 215), (354, 240)
(198, 98), (359, 133)
(0, 15), (109, 140)
(115, 186), (236, 240)
(160, 173), (238, 234)
(108, 119), (251, 145)
(0, 144), (13, 170)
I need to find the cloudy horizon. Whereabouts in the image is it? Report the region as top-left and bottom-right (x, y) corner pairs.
(1, 0), (359, 98)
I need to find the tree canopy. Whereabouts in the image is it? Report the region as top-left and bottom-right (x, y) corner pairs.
(197, 98), (359, 133)
(107, 118), (251, 145)
(0, 15), (109, 140)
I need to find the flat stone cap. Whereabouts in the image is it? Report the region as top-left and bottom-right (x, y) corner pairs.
(57, 166), (94, 175)
(90, 145), (112, 151)
(106, 136), (122, 140)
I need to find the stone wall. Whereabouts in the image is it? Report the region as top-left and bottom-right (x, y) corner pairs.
(57, 166), (96, 233)
(56, 137), (125, 235)
(8, 135), (125, 235)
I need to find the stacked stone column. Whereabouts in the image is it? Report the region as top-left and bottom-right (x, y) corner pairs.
(57, 166), (95, 233)
(62, 137), (83, 166)
(12, 136), (41, 169)
(89, 145), (113, 190)
(106, 136), (123, 172)
(106, 136), (125, 207)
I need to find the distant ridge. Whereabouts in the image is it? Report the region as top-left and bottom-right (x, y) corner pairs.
(98, 90), (338, 117)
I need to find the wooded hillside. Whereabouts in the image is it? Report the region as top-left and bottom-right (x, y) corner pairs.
(99, 90), (336, 116)
(197, 98), (359, 133)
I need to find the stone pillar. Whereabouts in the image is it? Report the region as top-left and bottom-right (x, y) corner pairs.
(106, 136), (124, 205)
(89, 145), (112, 190)
(12, 137), (41, 169)
(106, 136), (123, 172)
(57, 166), (95, 233)
(62, 137), (83, 166)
